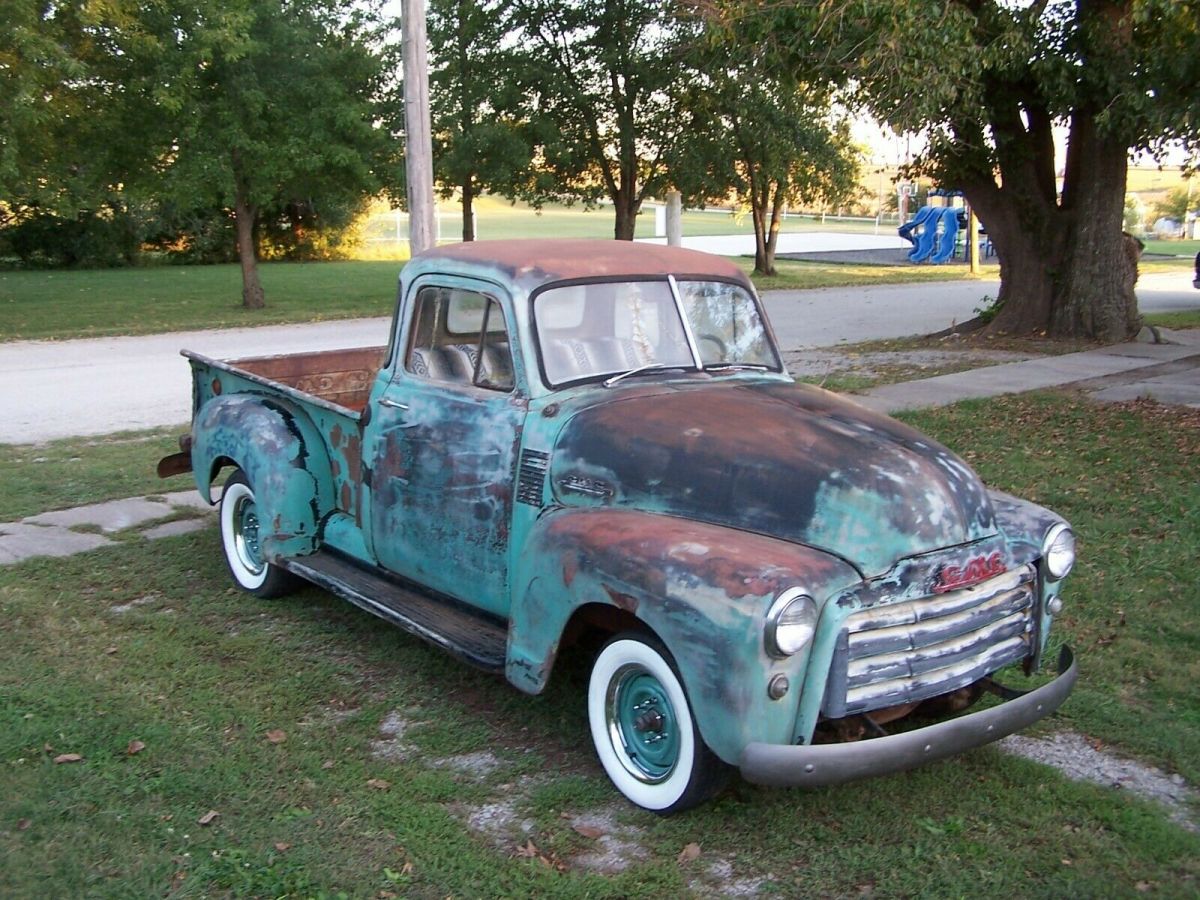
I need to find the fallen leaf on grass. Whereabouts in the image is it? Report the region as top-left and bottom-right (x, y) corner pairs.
(515, 839), (540, 859)
(274, 842), (291, 852)
(265, 729), (287, 744)
(197, 810), (219, 826)
(126, 740), (146, 756)
(104, 646), (119, 655)
(321, 759), (335, 770)
(53, 753), (83, 764)
(677, 842), (701, 863)
(571, 823), (605, 840)
(17, 819), (31, 831)
(366, 778), (391, 791)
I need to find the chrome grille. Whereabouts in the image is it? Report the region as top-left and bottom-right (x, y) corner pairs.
(823, 566), (1036, 718)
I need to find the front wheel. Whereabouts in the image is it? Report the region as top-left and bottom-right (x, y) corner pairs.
(219, 470), (299, 599)
(588, 632), (728, 813)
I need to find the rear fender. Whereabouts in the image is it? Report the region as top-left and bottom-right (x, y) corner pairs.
(191, 394), (335, 561)
(508, 507), (860, 765)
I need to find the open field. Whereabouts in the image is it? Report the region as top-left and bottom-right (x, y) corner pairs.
(1, 393), (1197, 897)
(362, 195), (896, 247)
(0, 256), (989, 343)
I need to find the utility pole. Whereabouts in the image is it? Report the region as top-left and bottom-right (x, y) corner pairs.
(402, 0), (436, 256)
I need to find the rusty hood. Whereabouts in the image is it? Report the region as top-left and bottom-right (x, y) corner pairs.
(549, 380), (998, 578)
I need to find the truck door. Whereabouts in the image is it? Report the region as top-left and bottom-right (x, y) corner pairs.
(366, 279), (525, 618)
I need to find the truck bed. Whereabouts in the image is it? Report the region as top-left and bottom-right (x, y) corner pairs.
(190, 346), (387, 415)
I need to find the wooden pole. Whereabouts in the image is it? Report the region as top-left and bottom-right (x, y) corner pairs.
(666, 191), (682, 247)
(969, 209), (980, 275)
(402, 0), (436, 256)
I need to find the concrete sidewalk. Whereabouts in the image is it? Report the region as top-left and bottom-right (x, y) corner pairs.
(856, 329), (1200, 413)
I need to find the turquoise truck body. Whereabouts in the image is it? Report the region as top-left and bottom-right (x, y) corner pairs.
(165, 239), (1077, 811)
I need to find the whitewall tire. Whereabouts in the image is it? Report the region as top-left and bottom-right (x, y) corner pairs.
(587, 632), (727, 813)
(219, 470), (298, 599)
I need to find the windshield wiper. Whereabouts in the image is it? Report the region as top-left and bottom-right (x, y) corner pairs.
(603, 363), (669, 388)
(704, 363), (771, 373)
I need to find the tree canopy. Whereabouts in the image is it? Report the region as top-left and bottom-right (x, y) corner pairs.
(718, 0), (1200, 340)
(0, 0), (394, 305)
(426, 0), (530, 241)
(500, 0), (696, 240)
(673, 43), (861, 275)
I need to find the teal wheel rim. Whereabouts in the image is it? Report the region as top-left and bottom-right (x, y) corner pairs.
(234, 494), (265, 574)
(607, 665), (680, 783)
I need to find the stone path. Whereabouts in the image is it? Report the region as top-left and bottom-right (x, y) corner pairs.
(0, 491), (212, 566)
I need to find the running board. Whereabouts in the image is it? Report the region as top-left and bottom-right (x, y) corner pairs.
(281, 549), (508, 673)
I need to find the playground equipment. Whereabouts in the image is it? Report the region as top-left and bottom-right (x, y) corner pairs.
(898, 189), (973, 265)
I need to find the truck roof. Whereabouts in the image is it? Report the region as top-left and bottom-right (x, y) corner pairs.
(407, 239), (751, 291)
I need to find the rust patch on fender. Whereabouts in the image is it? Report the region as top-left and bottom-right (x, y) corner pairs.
(562, 551), (578, 588)
(544, 509), (851, 601)
(602, 585), (639, 614)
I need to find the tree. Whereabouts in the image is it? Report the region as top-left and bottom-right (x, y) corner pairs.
(152, 0), (391, 307)
(1, 1), (392, 298)
(718, 0), (1200, 341)
(1153, 184), (1196, 225)
(425, 0), (530, 241)
(674, 48), (861, 275)
(0, 2), (171, 264)
(503, 0), (695, 240)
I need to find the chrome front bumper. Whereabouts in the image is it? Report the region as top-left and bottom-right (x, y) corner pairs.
(739, 647), (1077, 788)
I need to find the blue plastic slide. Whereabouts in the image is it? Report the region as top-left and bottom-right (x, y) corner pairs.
(906, 208), (940, 262)
(929, 207), (960, 264)
(898, 205), (935, 246)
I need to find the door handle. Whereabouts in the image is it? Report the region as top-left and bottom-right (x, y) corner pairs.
(378, 398), (409, 411)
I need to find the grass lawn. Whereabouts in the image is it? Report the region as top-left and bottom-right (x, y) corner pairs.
(0, 256), (990, 342)
(1145, 309), (1200, 330)
(1142, 238), (1200, 259)
(0, 425), (190, 520)
(1, 393), (1197, 896)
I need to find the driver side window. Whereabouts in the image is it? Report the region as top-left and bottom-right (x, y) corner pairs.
(406, 286), (514, 391)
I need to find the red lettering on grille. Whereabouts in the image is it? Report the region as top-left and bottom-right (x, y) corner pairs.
(934, 551), (1006, 593)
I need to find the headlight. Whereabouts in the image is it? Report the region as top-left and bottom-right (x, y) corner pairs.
(765, 589), (817, 657)
(1042, 523), (1075, 581)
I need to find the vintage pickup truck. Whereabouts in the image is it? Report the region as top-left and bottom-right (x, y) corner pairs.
(160, 239), (1077, 813)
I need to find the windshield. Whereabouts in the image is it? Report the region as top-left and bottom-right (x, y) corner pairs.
(534, 278), (780, 387)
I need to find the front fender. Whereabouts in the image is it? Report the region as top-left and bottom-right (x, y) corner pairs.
(191, 394), (335, 562)
(988, 488), (1068, 566)
(508, 507), (860, 765)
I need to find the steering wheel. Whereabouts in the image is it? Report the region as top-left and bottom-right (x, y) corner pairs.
(696, 333), (728, 360)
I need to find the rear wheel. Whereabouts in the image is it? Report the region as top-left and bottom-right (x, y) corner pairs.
(588, 632), (728, 813)
(219, 470), (298, 598)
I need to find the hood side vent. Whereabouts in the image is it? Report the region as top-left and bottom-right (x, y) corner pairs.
(517, 449), (550, 507)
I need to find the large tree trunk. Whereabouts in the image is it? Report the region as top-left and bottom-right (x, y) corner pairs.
(1049, 122), (1139, 340)
(234, 189), (265, 310)
(966, 122), (1138, 341)
(461, 176), (475, 242)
